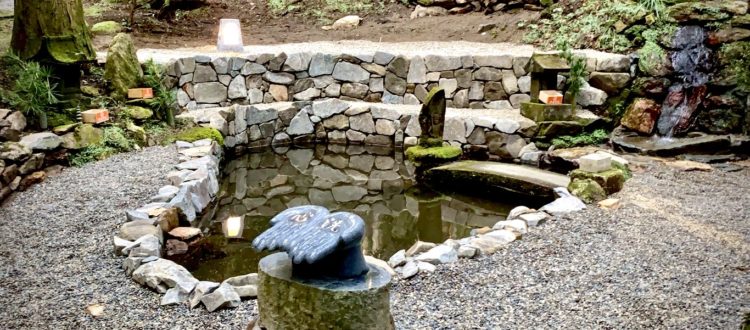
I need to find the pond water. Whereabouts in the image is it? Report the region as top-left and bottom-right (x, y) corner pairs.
(168, 145), (545, 282)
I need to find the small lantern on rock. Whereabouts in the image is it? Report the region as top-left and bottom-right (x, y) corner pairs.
(223, 216), (244, 238)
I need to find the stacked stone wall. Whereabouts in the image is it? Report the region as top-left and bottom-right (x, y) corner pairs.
(167, 51), (630, 112)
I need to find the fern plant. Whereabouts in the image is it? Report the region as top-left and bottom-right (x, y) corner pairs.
(1, 53), (60, 129)
(142, 59), (176, 126)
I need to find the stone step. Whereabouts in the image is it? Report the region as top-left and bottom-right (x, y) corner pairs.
(424, 160), (570, 199)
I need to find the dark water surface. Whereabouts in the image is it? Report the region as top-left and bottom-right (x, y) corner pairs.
(170, 145), (536, 282)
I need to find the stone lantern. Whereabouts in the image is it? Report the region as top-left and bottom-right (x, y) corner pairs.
(520, 53), (575, 123)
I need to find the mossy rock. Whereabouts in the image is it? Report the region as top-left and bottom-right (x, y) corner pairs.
(104, 33), (143, 99)
(612, 161), (633, 181)
(81, 85), (100, 97)
(569, 168), (625, 195)
(52, 123), (79, 134)
(418, 137), (444, 148)
(47, 112), (76, 128)
(568, 178), (607, 204)
(91, 21), (123, 35)
(123, 106), (154, 120)
(668, 2), (731, 22)
(171, 127), (224, 145)
(61, 124), (104, 150)
(405, 145), (462, 163)
(126, 122), (146, 144)
(638, 42), (672, 77)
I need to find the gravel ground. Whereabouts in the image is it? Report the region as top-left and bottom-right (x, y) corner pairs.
(392, 158), (750, 329)
(0, 146), (257, 329)
(0, 148), (747, 329)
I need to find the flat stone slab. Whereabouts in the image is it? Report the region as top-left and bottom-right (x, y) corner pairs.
(425, 161), (570, 199)
(612, 134), (732, 156)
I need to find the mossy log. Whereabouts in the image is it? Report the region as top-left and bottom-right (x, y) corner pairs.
(11, 0), (96, 64)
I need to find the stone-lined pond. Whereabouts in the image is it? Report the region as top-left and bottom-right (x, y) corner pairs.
(168, 145), (546, 282)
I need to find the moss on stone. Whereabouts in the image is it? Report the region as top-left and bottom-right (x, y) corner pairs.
(405, 145), (462, 163)
(638, 41), (670, 76)
(80, 85), (100, 96)
(90, 21), (122, 35)
(611, 161), (632, 181)
(123, 106), (154, 120)
(418, 137), (444, 148)
(62, 124), (104, 149)
(171, 127), (224, 145)
(47, 112), (75, 128)
(568, 178), (607, 203)
(104, 33), (143, 99)
(569, 168), (625, 195)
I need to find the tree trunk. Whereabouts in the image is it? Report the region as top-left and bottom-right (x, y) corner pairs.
(11, 0), (96, 98)
(11, 0), (96, 64)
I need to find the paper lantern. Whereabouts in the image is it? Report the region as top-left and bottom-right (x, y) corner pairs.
(217, 19), (244, 52)
(223, 216), (244, 238)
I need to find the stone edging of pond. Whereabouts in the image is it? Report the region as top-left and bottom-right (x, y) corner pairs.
(111, 139), (263, 312)
(109, 139), (588, 313)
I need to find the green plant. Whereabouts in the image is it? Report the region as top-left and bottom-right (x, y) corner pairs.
(69, 145), (119, 167)
(556, 41), (588, 100)
(102, 126), (135, 152)
(268, 0), (292, 14)
(551, 129), (609, 148)
(142, 59), (176, 126)
(68, 126), (137, 166)
(720, 42), (750, 92)
(0, 53), (60, 129)
(638, 0), (665, 19)
(525, 0), (646, 52)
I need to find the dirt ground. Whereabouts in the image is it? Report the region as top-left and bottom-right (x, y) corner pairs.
(82, 0), (540, 50)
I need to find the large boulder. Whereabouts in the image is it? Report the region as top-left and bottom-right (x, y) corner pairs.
(104, 33), (143, 98)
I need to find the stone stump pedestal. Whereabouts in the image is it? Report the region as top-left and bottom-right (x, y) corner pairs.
(256, 252), (394, 330)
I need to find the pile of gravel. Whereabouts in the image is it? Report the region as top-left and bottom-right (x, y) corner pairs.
(391, 160), (749, 329)
(0, 147), (747, 329)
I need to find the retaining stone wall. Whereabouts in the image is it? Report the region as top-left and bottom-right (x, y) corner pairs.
(178, 100), (598, 164)
(166, 50), (631, 111)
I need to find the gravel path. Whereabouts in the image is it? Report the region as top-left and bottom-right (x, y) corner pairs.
(0, 148), (747, 329)
(0, 146), (257, 329)
(94, 41), (618, 65)
(392, 158), (750, 329)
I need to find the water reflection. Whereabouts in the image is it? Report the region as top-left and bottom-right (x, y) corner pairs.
(170, 145), (523, 282)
